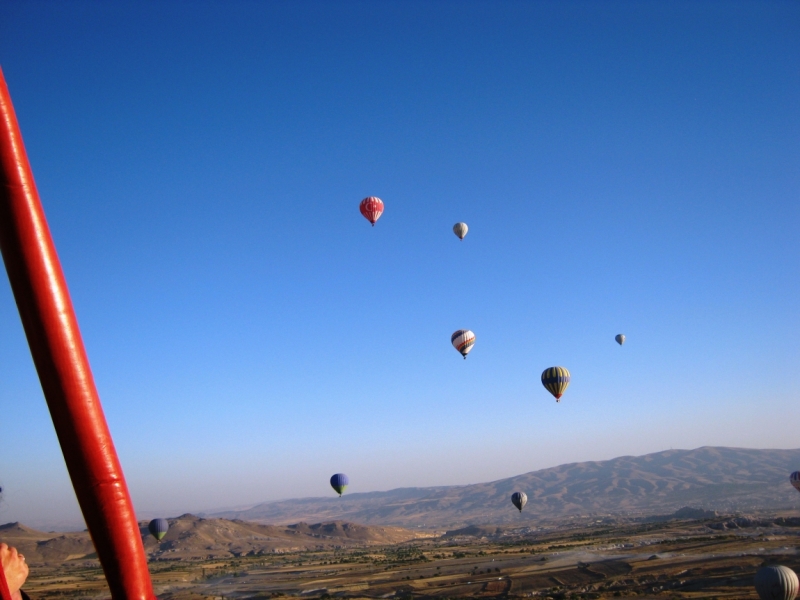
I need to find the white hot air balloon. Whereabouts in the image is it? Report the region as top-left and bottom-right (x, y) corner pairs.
(755, 565), (799, 600)
(451, 329), (475, 359)
(453, 222), (468, 240)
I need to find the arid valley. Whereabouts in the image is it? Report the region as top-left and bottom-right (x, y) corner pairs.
(5, 448), (800, 600)
(6, 511), (800, 600)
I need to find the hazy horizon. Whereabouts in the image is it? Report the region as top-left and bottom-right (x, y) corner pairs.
(4, 444), (800, 532)
(1, 1), (798, 532)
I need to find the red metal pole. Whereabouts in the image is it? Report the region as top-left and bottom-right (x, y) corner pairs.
(0, 564), (12, 600)
(0, 69), (155, 600)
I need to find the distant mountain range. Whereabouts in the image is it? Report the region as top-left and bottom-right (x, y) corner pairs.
(4, 447), (799, 565)
(211, 447), (800, 528)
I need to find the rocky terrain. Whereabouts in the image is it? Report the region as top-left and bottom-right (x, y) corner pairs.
(0, 515), (425, 566)
(17, 509), (800, 600)
(212, 446), (800, 528)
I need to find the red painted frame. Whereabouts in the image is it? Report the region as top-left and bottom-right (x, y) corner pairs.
(0, 69), (155, 599)
(0, 564), (12, 600)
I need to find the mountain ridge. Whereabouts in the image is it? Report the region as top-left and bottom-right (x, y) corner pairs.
(210, 446), (800, 527)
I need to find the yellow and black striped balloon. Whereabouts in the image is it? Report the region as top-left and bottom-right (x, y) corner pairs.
(541, 366), (570, 402)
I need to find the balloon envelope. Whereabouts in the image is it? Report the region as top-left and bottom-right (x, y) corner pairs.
(755, 565), (799, 600)
(148, 518), (169, 541)
(791, 471), (800, 493)
(330, 473), (349, 496)
(360, 197), (384, 226)
(511, 492), (527, 512)
(542, 367), (571, 401)
(451, 330), (476, 359)
(615, 334), (625, 345)
(453, 222), (468, 240)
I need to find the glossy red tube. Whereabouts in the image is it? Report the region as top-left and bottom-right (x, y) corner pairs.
(0, 69), (155, 599)
(0, 564), (12, 600)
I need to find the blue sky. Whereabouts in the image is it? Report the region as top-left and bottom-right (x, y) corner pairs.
(0, 1), (798, 530)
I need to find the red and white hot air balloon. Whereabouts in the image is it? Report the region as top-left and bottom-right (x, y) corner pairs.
(359, 197), (384, 226)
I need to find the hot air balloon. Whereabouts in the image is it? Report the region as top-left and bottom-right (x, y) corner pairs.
(791, 472), (800, 493)
(148, 518), (169, 541)
(330, 473), (349, 496)
(615, 334), (625, 346)
(755, 565), (799, 600)
(511, 492), (527, 512)
(453, 222), (468, 240)
(359, 197), (384, 226)
(541, 367), (570, 402)
(451, 330), (476, 359)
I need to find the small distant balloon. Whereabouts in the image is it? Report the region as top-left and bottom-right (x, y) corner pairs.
(754, 565), (799, 600)
(148, 518), (169, 541)
(791, 472), (800, 494)
(451, 329), (476, 359)
(541, 366), (571, 402)
(453, 222), (468, 240)
(330, 473), (349, 496)
(359, 197), (384, 226)
(511, 492), (527, 512)
(615, 334), (625, 346)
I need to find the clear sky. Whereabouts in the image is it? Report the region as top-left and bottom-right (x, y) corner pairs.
(0, 1), (798, 531)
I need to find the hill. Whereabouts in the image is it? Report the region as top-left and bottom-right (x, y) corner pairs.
(0, 515), (423, 565)
(212, 447), (800, 528)
(0, 522), (96, 564)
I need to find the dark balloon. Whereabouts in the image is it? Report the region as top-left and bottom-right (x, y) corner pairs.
(148, 518), (169, 541)
(755, 565), (798, 600)
(791, 471), (800, 494)
(511, 492), (527, 512)
(615, 334), (625, 346)
(541, 366), (571, 402)
(330, 473), (349, 496)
